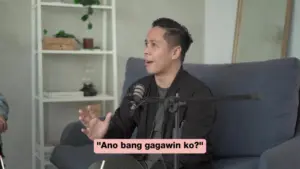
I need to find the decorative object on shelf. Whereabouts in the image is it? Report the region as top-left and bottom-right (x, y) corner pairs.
(74, 0), (100, 29)
(80, 61), (97, 96)
(83, 38), (94, 49)
(42, 30), (81, 50)
(80, 82), (98, 96)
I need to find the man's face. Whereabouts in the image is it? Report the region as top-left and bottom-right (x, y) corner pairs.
(144, 26), (176, 75)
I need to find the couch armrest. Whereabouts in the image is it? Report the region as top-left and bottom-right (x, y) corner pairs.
(258, 135), (300, 169)
(60, 121), (93, 146)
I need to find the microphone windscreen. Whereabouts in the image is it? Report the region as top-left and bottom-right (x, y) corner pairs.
(132, 84), (145, 102)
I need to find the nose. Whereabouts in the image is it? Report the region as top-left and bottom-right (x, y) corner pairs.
(144, 45), (150, 57)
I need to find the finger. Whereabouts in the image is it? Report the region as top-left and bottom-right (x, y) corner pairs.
(79, 117), (89, 128)
(79, 109), (90, 118)
(82, 128), (94, 140)
(104, 112), (113, 123)
(87, 105), (97, 119)
(83, 114), (92, 123)
(81, 128), (89, 136)
(79, 110), (86, 123)
(79, 109), (91, 126)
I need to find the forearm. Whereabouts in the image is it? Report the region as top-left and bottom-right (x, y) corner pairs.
(0, 94), (9, 120)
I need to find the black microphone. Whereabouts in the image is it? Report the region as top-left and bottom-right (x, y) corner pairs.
(127, 84), (145, 113)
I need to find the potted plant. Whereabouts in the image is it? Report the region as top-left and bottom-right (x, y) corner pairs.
(42, 29), (81, 50)
(74, 0), (100, 30)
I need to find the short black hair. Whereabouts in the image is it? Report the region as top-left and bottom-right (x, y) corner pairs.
(152, 17), (193, 62)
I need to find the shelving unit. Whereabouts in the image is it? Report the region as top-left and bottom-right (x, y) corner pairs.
(31, 0), (118, 168)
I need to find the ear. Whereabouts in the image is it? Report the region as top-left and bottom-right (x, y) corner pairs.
(171, 46), (182, 60)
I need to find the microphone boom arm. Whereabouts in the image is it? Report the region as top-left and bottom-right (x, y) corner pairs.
(133, 93), (260, 110)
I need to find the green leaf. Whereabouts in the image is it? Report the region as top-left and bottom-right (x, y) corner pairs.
(43, 29), (48, 35)
(81, 0), (90, 6)
(73, 0), (80, 4)
(88, 7), (93, 15)
(81, 14), (89, 21)
(88, 22), (93, 29)
(77, 0), (100, 6)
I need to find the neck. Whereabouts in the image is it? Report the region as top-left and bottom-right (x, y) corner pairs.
(155, 61), (181, 89)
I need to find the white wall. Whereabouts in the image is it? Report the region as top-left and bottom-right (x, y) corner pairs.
(0, 1), (32, 169)
(204, 0), (238, 64)
(289, 0), (300, 58)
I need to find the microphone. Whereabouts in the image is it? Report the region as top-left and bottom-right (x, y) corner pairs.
(127, 84), (145, 113)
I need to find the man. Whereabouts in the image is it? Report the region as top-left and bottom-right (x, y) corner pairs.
(79, 18), (216, 169)
(0, 93), (8, 159)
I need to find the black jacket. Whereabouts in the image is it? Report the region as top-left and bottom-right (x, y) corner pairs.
(104, 67), (216, 169)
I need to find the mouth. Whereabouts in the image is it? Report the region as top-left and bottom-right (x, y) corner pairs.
(145, 60), (154, 66)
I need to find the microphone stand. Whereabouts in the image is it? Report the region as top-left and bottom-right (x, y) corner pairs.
(167, 93), (186, 169)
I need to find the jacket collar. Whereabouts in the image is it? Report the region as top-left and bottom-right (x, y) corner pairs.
(144, 65), (185, 96)
(164, 65), (185, 97)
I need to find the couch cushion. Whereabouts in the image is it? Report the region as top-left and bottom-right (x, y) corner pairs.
(50, 144), (122, 169)
(123, 57), (300, 157)
(213, 157), (259, 169)
(122, 58), (148, 98)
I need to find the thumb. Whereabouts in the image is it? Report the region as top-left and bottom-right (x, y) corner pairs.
(104, 112), (113, 124)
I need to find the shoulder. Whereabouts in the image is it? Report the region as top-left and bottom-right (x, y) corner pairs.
(182, 70), (212, 96)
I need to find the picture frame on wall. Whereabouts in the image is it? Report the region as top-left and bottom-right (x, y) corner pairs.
(232, 0), (294, 63)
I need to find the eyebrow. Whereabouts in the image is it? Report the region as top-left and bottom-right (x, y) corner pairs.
(145, 39), (162, 44)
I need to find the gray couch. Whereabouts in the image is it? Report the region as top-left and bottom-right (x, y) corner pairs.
(50, 57), (300, 169)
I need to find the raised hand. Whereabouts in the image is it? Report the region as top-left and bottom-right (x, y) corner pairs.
(79, 105), (112, 140)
